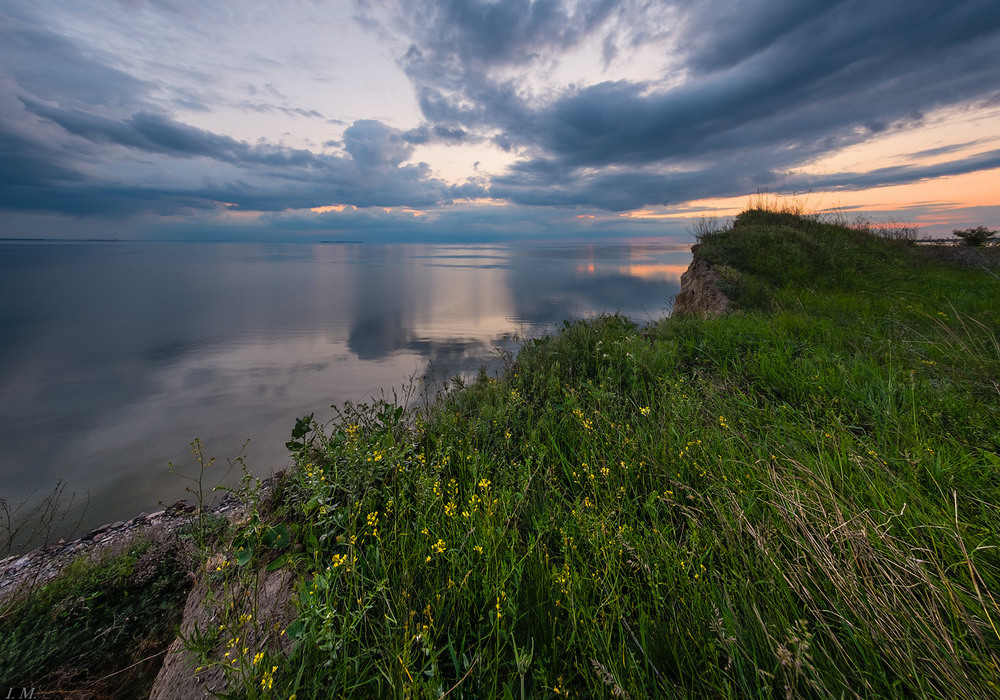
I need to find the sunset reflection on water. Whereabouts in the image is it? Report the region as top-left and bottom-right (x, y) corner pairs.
(0, 239), (690, 538)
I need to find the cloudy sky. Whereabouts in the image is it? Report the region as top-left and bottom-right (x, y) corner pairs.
(2, 0), (999, 241)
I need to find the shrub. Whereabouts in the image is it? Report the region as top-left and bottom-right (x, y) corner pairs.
(951, 226), (997, 247)
(862, 216), (919, 244)
(687, 214), (723, 240)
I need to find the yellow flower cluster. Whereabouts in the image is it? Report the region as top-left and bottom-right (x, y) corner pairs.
(678, 439), (702, 460)
(366, 510), (380, 539)
(425, 538), (448, 563)
(554, 561), (572, 596)
(572, 408), (595, 431)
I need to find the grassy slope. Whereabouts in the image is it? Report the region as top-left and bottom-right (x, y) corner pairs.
(213, 211), (1000, 698)
(0, 534), (194, 698)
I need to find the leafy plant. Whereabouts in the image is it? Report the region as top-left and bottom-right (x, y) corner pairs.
(952, 226), (997, 247)
(231, 516), (294, 571)
(168, 437), (247, 548)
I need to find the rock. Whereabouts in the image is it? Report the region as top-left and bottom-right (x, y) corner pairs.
(672, 246), (731, 318)
(167, 500), (196, 514)
(147, 576), (229, 700)
(0, 472), (284, 607)
(148, 564), (296, 700)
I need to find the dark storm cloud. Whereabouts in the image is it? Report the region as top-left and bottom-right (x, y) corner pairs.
(490, 160), (765, 210)
(3, 0), (1000, 224)
(797, 149), (1000, 192)
(401, 124), (471, 145)
(5, 97), (482, 214)
(389, 0), (620, 76)
(373, 0), (1000, 209)
(0, 119), (80, 189)
(490, 148), (1000, 212)
(0, 5), (483, 217)
(21, 101), (323, 167)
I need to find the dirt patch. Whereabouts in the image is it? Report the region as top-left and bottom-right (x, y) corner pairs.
(672, 247), (732, 318)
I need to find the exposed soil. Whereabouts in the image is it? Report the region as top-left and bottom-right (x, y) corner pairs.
(671, 245), (732, 318)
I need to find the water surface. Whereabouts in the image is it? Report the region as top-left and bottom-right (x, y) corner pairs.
(0, 239), (690, 540)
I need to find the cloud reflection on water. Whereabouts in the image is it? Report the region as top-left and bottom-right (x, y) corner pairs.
(0, 239), (689, 537)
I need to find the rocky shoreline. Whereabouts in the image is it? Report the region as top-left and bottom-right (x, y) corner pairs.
(0, 493), (243, 602)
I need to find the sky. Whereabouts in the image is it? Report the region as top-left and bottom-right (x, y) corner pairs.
(1, 0), (999, 242)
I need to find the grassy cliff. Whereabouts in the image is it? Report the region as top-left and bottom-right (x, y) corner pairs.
(236, 210), (997, 698)
(5, 209), (999, 698)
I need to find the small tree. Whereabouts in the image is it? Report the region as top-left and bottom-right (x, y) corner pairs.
(951, 226), (997, 247)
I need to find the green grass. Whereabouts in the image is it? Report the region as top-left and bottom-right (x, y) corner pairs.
(156, 208), (1000, 697)
(223, 210), (1000, 699)
(0, 533), (195, 698)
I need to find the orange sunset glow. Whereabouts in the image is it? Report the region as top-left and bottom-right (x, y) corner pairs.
(0, 2), (995, 240)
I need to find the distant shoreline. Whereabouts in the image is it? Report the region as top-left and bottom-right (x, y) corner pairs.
(0, 238), (365, 244)
(0, 237), (123, 242)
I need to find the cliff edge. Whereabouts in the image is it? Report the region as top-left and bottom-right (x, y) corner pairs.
(671, 244), (731, 317)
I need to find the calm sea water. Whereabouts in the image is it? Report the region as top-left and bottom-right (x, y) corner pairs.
(0, 239), (690, 542)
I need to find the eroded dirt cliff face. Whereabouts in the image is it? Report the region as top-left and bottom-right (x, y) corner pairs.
(671, 246), (731, 318)
(148, 564), (297, 700)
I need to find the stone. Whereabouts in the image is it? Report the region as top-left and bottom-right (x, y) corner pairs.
(672, 246), (731, 318)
